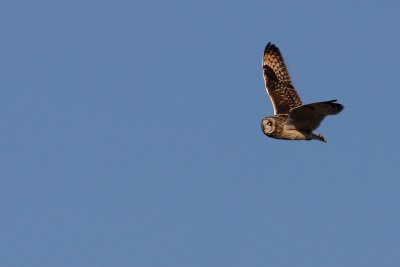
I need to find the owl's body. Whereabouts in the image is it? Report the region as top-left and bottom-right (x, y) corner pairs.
(261, 42), (343, 142)
(262, 114), (311, 141)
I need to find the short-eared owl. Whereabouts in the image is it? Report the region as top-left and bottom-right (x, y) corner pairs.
(261, 42), (344, 142)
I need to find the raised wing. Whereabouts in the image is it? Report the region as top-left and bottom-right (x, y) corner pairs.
(263, 42), (303, 114)
(284, 100), (344, 132)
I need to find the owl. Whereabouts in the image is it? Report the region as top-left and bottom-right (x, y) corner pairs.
(261, 42), (344, 142)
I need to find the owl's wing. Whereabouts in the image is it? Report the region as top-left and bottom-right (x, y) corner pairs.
(284, 100), (344, 132)
(263, 42), (303, 115)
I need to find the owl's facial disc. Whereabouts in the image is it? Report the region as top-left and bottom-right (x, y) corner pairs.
(261, 118), (275, 135)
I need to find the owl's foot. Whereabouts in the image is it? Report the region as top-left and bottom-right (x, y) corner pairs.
(312, 133), (327, 143)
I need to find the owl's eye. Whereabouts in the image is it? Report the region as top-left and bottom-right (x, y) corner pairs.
(267, 121), (272, 126)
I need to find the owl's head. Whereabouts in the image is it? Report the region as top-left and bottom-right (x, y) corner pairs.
(261, 117), (276, 136)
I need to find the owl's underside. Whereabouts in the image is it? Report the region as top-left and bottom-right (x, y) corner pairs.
(261, 42), (344, 142)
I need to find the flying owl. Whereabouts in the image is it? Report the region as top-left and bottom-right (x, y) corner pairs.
(261, 42), (344, 142)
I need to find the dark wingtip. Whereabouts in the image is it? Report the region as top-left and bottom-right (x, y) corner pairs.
(333, 103), (344, 113)
(326, 99), (344, 113)
(337, 103), (344, 112)
(264, 42), (275, 54)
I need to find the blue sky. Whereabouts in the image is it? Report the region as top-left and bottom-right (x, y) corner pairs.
(1, 0), (400, 266)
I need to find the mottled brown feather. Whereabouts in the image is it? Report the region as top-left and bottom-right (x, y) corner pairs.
(263, 42), (303, 114)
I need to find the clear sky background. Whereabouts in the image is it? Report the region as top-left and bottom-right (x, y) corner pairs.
(1, 0), (400, 266)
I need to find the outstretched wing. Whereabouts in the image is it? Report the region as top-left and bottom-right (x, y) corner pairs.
(263, 42), (303, 115)
(284, 100), (344, 132)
